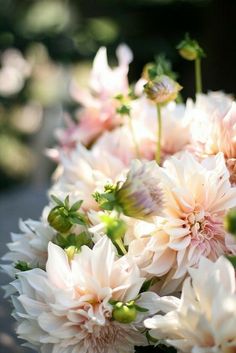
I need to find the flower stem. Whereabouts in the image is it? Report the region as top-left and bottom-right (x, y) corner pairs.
(195, 57), (202, 94)
(128, 115), (141, 159)
(115, 238), (127, 255)
(155, 104), (162, 165)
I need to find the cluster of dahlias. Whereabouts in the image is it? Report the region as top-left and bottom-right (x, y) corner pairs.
(2, 36), (236, 353)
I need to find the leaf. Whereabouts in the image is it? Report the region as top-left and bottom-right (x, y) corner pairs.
(227, 255), (236, 267)
(70, 200), (83, 212)
(50, 194), (64, 206)
(64, 195), (70, 209)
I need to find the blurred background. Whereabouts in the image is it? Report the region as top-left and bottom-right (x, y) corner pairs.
(0, 0), (235, 352)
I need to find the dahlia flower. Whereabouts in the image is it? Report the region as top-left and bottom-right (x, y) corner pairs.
(2, 218), (55, 279)
(12, 237), (159, 353)
(188, 92), (236, 183)
(145, 256), (236, 353)
(50, 144), (127, 211)
(93, 97), (190, 164)
(56, 44), (133, 148)
(127, 152), (236, 287)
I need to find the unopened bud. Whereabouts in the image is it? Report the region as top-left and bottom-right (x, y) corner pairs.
(101, 215), (127, 241)
(177, 34), (205, 61)
(144, 75), (182, 105)
(112, 302), (137, 324)
(116, 161), (163, 220)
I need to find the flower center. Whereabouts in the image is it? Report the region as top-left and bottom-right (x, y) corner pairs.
(185, 209), (224, 243)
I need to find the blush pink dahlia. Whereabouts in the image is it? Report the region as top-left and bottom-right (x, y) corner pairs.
(145, 256), (236, 353)
(50, 144), (127, 211)
(126, 153), (236, 290)
(12, 237), (159, 353)
(188, 93), (236, 184)
(57, 44), (133, 148)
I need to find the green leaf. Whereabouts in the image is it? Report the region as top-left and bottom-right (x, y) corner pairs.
(64, 195), (70, 209)
(50, 194), (64, 206)
(70, 200), (83, 212)
(226, 255), (236, 267)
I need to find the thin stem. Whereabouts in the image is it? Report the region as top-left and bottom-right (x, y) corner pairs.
(115, 238), (127, 255)
(195, 57), (202, 94)
(128, 115), (141, 159)
(155, 104), (162, 165)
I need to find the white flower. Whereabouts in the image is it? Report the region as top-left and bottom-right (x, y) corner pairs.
(50, 144), (127, 211)
(60, 44), (133, 147)
(2, 218), (55, 278)
(145, 256), (236, 353)
(187, 92), (236, 183)
(12, 237), (159, 353)
(127, 152), (236, 289)
(94, 97), (191, 163)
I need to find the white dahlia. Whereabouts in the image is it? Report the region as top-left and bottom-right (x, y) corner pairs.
(145, 256), (236, 353)
(57, 44), (133, 148)
(12, 237), (159, 353)
(50, 144), (127, 211)
(2, 217), (55, 278)
(127, 153), (236, 287)
(188, 92), (236, 183)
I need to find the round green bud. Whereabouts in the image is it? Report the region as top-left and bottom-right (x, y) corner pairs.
(179, 45), (198, 61)
(48, 206), (72, 233)
(224, 209), (236, 236)
(177, 35), (205, 61)
(107, 219), (127, 241)
(112, 302), (137, 324)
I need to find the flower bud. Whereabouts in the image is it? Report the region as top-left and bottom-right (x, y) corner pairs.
(112, 302), (137, 324)
(144, 75), (182, 105)
(48, 207), (72, 233)
(224, 209), (236, 236)
(48, 195), (86, 233)
(101, 214), (127, 241)
(177, 34), (205, 61)
(116, 160), (163, 220)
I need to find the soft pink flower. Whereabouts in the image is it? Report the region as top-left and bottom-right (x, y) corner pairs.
(127, 153), (236, 291)
(188, 92), (236, 183)
(145, 256), (236, 353)
(57, 45), (133, 148)
(50, 144), (127, 211)
(12, 237), (159, 353)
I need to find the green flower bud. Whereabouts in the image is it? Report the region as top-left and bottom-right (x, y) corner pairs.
(177, 34), (205, 61)
(112, 302), (137, 324)
(48, 195), (86, 233)
(48, 207), (72, 233)
(144, 75), (182, 105)
(101, 214), (127, 242)
(224, 209), (236, 236)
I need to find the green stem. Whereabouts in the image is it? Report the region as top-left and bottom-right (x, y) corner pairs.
(128, 115), (141, 159)
(155, 104), (162, 165)
(195, 57), (202, 94)
(115, 238), (127, 255)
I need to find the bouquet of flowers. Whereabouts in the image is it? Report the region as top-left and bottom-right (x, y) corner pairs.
(2, 35), (236, 353)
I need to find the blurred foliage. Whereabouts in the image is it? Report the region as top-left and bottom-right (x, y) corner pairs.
(0, 0), (236, 190)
